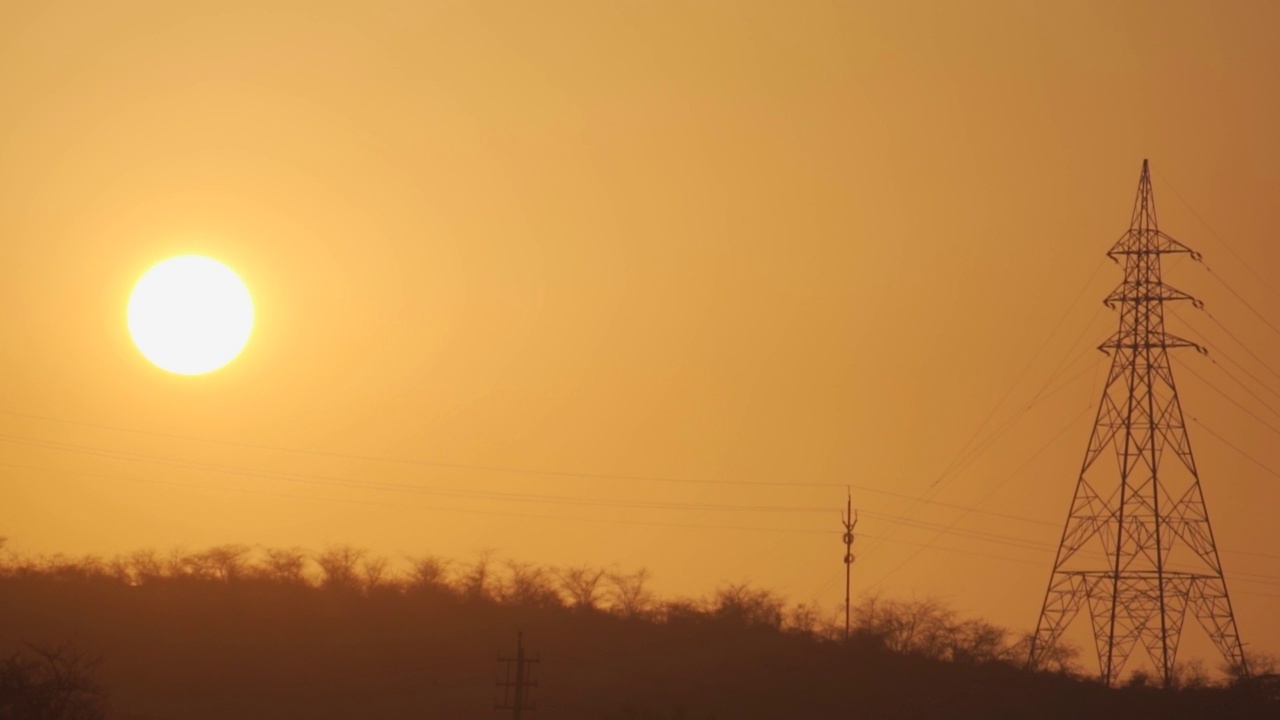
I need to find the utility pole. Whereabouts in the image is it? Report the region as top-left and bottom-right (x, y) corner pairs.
(1028, 160), (1247, 686)
(496, 631), (539, 719)
(841, 489), (857, 641)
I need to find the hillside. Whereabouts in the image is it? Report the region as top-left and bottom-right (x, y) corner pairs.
(1, 544), (1275, 719)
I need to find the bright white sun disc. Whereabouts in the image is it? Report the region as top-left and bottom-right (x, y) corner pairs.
(128, 255), (254, 375)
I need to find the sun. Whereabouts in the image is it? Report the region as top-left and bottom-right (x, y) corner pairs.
(127, 255), (255, 375)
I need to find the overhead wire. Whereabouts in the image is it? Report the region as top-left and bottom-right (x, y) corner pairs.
(860, 314), (1107, 556)
(853, 256), (1108, 558)
(6, 423), (1279, 593)
(0, 432), (1062, 553)
(864, 400), (1097, 590)
(1169, 309), (1280, 411)
(925, 255), (1108, 491)
(1172, 356), (1280, 442)
(940, 345), (1104, 488)
(0, 460), (837, 537)
(1201, 310), (1280, 387)
(1154, 167), (1280, 305)
(0, 422), (1054, 527)
(1204, 266), (1280, 339)
(0, 431), (845, 516)
(0, 400), (1096, 528)
(1190, 418), (1280, 484)
(0, 459), (1069, 569)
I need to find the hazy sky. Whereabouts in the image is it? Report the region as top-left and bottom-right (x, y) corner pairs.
(2, 0), (1279, 671)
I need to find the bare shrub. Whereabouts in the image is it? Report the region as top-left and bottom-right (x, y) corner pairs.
(315, 545), (366, 591)
(710, 583), (785, 630)
(854, 595), (956, 657)
(127, 550), (166, 585)
(181, 545), (252, 583)
(459, 549), (496, 602)
(0, 643), (108, 719)
(784, 602), (823, 636)
(1227, 650), (1280, 684)
(607, 568), (654, 619)
(496, 561), (561, 608)
(946, 618), (1010, 663)
(1014, 632), (1082, 675)
(658, 597), (707, 625)
(1171, 658), (1211, 690)
(555, 565), (607, 611)
(360, 555), (391, 593)
(261, 547), (310, 585)
(407, 555), (453, 594)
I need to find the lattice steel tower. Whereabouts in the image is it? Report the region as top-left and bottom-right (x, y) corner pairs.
(1027, 160), (1246, 686)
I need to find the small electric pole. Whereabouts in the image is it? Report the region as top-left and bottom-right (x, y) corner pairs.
(496, 631), (539, 719)
(841, 490), (857, 641)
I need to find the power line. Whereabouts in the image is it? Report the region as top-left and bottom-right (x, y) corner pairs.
(1172, 357), (1280, 441)
(1190, 417), (1280, 484)
(862, 347), (1101, 556)
(929, 256), (1108, 490)
(1153, 167), (1280, 306)
(937, 350), (1102, 495)
(1204, 266), (1280, 339)
(0, 412), (1058, 526)
(3, 403), (1275, 571)
(0, 460), (837, 537)
(8, 457), (1280, 592)
(1170, 309), (1280, 410)
(0, 433), (841, 516)
(867, 400), (1094, 590)
(1202, 310), (1280, 387)
(0, 460), (1082, 567)
(855, 259), (1108, 557)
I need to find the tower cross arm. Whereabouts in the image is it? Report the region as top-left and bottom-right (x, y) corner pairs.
(1103, 281), (1204, 309)
(1108, 230), (1202, 260)
(1098, 331), (1205, 354)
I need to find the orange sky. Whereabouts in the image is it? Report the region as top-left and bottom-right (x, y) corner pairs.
(2, 0), (1279, 673)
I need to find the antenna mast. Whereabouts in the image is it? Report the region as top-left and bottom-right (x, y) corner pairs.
(841, 489), (858, 641)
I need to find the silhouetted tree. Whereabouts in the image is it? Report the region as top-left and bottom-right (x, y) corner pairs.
(710, 583), (784, 630)
(260, 547), (309, 585)
(854, 595), (958, 658)
(1013, 631), (1082, 675)
(555, 564), (607, 611)
(184, 545), (251, 582)
(359, 554), (391, 594)
(126, 550), (165, 585)
(497, 560), (561, 608)
(946, 618), (1011, 664)
(458, 549), (496, 602)
(315, 545), (365, 591)
(0, 643), (107, 720)
(657, 597), (707, 626)
(406, 555), (454, 599)
(607, 568), (654, 619)
(1170, 659), (1211, 690)
(783, 601), (822, 636)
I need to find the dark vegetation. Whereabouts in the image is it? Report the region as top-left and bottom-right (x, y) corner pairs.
(0, 541), (1276, 719)
(0, 643), (107, 720)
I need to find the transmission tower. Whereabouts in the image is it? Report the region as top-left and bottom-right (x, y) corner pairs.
(1027, 160), (1247, 686)
(496, 631), (539, 719)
